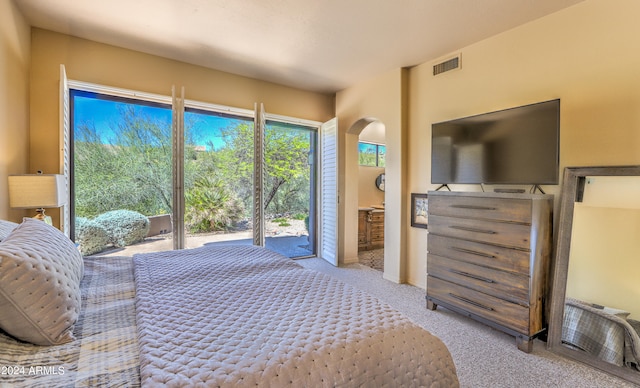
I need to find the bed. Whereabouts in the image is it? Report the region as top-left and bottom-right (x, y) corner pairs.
(562, 298), (640, 370)
(0, 219), (458, 387)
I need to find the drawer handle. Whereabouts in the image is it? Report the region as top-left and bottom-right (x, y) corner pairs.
(449, 225), (497, 234)
(449, 269), (495, 283)
(449, 293), (494, 311)
(450, 205), (496, 211)
(451, 246), (496, 259)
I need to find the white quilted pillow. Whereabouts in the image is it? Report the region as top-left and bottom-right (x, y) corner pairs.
(0, 218), (84, 345)
(0, 219), (18, 241)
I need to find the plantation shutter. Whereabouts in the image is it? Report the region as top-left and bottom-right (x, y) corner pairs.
(253, 103), (266, 246)
(172, 86), (185, 250)
(59, 65), (71, 237)
(319, 118), (338, 265)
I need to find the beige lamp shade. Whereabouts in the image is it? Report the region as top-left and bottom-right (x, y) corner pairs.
(8, 174), (67, 209)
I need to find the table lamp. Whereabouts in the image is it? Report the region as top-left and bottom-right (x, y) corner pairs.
(8, 173), (66, 225)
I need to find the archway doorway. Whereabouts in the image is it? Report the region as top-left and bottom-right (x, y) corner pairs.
(348, 118), (386, 271)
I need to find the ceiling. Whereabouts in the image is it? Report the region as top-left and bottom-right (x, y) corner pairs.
(14, 0), (583, 93)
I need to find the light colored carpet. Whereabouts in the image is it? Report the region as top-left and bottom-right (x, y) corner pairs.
(297, 258), (635, 388)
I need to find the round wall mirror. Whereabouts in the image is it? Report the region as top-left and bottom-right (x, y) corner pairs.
(375, 173), (385, 191)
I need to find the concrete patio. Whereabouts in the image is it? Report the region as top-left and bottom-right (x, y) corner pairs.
(93, 230), (314, 258)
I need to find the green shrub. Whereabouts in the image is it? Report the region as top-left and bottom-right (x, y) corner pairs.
(75, 217), (109, 256)
(94, 210), (150, 247)
(185, 176), (244, 233)
(293, 213), (306, 220)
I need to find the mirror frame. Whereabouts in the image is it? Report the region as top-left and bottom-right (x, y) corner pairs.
(375, 173), (385, 191)
(548, 165), (640, 384)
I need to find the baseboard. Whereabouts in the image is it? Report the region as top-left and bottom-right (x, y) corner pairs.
(383, 272), (401, 284)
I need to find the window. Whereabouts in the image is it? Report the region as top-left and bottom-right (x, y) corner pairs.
(67, 83), (325, 259)
(358, 141), (386, 167)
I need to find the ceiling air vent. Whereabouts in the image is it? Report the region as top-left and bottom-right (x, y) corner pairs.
(433, 55), (461, 76)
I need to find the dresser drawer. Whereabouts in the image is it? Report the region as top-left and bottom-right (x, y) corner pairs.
(429, 194), (531, 223)
(370, 232), (384, 242)
(428, 234), (530, 275)
(427, 276), (530, 334)
(370, 223), (384, 232)
(370, 230), (384, 240)
(428, 215), (532, 250)
(371, 212), (384, 223)
(428, 254), (529, 305)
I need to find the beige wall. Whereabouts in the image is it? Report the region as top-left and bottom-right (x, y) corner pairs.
(28, 29), (335, 226)
(407, 0), (640, 287)
(358, 166), (384, 206)
(358, 121), (385, 207)
(403, 0), (640, 288)
(0, 0), (30, 221)
(568, 205), (640, 319)
(566, 176), (640, 319)
(336, 68), (407, 282)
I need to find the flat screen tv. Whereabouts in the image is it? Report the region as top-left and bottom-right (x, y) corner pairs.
(431, 99), (560, 185)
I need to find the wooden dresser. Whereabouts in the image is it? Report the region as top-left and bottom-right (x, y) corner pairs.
(358, 208), (384, 251)
(426, 191), (553, 352)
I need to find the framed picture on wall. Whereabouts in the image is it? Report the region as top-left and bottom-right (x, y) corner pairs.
(411, 193), (428, 229)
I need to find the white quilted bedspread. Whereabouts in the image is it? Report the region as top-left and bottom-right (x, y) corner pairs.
(133, 245), (458, 387)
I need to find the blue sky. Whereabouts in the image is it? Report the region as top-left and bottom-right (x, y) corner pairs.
(73, 95), (249, 150)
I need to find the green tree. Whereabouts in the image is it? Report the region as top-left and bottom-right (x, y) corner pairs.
(264, 123), (312, 214)
(211, 122), (255, 217)
(116, 105), (174, 212)
(74, 105), (312, 231)
(74, 106), (173, 216)
(215, 122), (312, 216)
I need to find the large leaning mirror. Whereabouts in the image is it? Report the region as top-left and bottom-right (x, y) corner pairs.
(548, 165), (640, 385)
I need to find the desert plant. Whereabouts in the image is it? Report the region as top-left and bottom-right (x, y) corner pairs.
(75, 217), (109, 255)
(184, 176), (244, 233)
(94, 210), (150, 247)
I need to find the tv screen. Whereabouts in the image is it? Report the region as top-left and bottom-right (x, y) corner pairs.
(431, 99), (560, 185)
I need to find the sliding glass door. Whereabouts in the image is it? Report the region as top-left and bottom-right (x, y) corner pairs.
(69, 85), (320, 258)
(182, 107), (255, 248)
(262, 119), (317, 257)
(71, 89), (175, 255)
